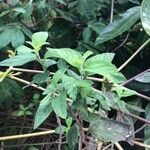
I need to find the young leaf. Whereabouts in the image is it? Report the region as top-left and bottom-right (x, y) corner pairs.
(34, 94), (53, 129)
(0, 53), (36, 66)
(95, 7), (140, 44)
(141, 0), (150, 36)
(45, 48), (83, 68)
(51, 93), (67, 119)
(28, 32), (49, 51)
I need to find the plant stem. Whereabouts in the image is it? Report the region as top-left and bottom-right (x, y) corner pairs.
(97, 142), (103, 150)
(134, 124), (147, 134)
(114, 142), (124, 150)
(110, 0), (115, 23)
(118, 38), (150, 71)
(0, 130), (55, 141)
(56, 115), (62, 150)
(11, 67), (103, 82)
(11, 67), (44, 74)
(135, 92), (150, 101)
(10, 76), (46, 91)
(133, 140), (150, 149)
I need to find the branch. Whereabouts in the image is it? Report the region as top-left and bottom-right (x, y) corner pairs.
(118, 38), (150, 71)
(10, 76), (150, 125)
(10, 67), (150, 101)
(122, 68), (150, 86)
(110, 0), (115, 23)
(133, 140), (150, 149)
(10, 76), (46, 91)
(114, 142), (124, 150)
(56, 115), (62, 150)
(11, 67), (104, 82)
(0, 130), (55, 141)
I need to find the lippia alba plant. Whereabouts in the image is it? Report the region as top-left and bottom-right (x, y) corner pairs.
(0, 31), (137, 145)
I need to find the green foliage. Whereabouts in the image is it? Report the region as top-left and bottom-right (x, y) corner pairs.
(95, 7), (140, 44)
(0, 0), (150, 149)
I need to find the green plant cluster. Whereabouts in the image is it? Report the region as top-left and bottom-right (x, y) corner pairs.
(0, 0), (150, 149)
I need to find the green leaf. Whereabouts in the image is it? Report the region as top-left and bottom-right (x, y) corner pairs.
(114, 85), (136, 97)
(62, 75), (78, 100)
(34, 94), (53, 129)
(82, 51), (93, 62)
(33, 71), (50, 84)
(16, 45), (33, 54)
(67, 125), (79, 148)
(84, 53), (125, 83)
(51, 93), (67, 119)
(0, 53), (36, 66)
(28, 32), (49, 51)
(45, 48), (83, 68)
(55, 125), (67, 134)
(141, 0), (150, 36)
(13, 7), (26, 13)
(95, 7), (140, 44)
(84, 53), (115, 65)
(0, 10), (10, 18)
(92, 91), (111, 111)
(0, 26), (25, 48)
(90, 117), (133, 142)
(51, 66), (68, 86)
(21, 26), (32, 39)
(89, 22), (106, 34)
(0, 78), (23, 107)
(77, 0), (99, 16)
(43, 59), (57, 69)
(82, 27), (92, 43)
(77, 80), (93, 98)
(135, 72), (150, 83)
